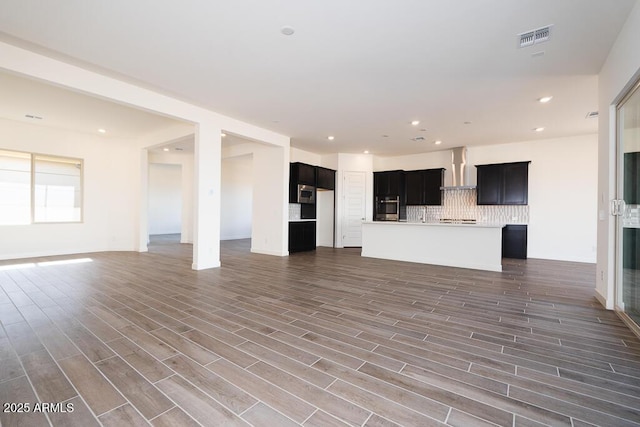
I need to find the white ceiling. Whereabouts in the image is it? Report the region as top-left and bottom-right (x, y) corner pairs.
(0, 0), (636, 156)
(0, 71), (187, 139)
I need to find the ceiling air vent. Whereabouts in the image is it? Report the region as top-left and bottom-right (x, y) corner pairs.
(586, 111), (599, 119)
(518, 25), (552, 48)
(411, 136), (426, 142)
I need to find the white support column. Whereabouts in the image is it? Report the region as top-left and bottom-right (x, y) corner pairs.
(250, 145), (289, 256)
(192, 122), (222, 270)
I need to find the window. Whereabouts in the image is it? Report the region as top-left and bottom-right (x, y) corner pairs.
(0, 150), (31, 225)
(0, 149), (83, 225)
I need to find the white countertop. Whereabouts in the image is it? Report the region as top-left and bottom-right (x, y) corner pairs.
(362, 221), (506, 229)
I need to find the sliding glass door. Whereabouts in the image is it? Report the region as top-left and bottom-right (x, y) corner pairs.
(617, 79), (640, 329)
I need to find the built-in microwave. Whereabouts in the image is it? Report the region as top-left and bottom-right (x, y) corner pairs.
(297, 184), (316, 204)
(375, 196), (399, 221)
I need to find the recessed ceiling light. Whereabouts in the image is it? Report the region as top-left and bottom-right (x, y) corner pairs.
(221, 132), (226, 137)
(434, 140), (442, 145)
(538, 96), (553, 103)
(97, 128), (106, 133)
(327, 136), (335, 141)
(411, 120), (420, 126)
(281, 26), (295, 36)
(534, 127), (545, 132)
(163, 148), (170, 152)
(364, 150), (370, 154)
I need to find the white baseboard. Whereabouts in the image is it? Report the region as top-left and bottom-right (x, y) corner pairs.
(250, 247), (288, 256)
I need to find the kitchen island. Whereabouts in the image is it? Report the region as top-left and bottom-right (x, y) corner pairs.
(361, 221), (505, 272)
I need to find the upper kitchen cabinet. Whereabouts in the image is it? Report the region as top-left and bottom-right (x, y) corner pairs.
(476, 161), (530, 205)
(291, 162), (316, 186)
(374, 170), (404, 196)
(405, 168), (444, 205)
(316, 167), (336, 190)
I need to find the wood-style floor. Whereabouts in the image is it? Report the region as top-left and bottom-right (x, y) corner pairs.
(1, 236), (640, 427)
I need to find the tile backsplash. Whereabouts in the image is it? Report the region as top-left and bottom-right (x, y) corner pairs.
(406, 188), (529, 224)
(289, 203), (301, 220)
(624, 204), (640, 227)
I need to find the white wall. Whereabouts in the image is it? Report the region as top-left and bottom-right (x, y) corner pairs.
(221, 154), (253, 240)
(148, 163), (182, 235)
(148, 151), (194, 243)
(597, 0), (640, 308)
(375, 150), (452, 182)
(290, 147), (322, 166)
(0, 118), (141, 259)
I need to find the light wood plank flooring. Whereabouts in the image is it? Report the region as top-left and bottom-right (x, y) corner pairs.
(1, 236), (640, 426)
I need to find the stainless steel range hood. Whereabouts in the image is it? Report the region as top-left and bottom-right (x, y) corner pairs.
(441, 146), (476, 190)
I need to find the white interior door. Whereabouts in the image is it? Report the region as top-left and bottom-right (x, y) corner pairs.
(342, 171), (366, 247)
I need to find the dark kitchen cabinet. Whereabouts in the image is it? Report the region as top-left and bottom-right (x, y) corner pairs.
(624, 152), (640, 204)
(294, 162), (316, 185)
(289, 162), (317, 203)
(476, 161), (529, 205)
(316, 167), (335, 190)
(405, 171), (422, 205)
(374, 170), (406, 220)
(502, 162), (529, 204)
(476, 165), (502, 205)
(374, 170), (404, 196)
(623, 227), (640, 269)
(289, 221), (316, 253)
(502, 225), (527, 259)
(405, 168), (444, 205)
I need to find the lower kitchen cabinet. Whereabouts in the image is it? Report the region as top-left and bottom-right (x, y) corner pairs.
(289, 221), (316, 253)
(502, 225), (527, 259)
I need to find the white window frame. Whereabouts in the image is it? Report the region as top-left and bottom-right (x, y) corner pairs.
(0, 148), (84, 225)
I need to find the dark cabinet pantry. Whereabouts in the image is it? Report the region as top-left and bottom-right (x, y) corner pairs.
(288, 221), (316, 253)
(476, 161), (530, 205)
(289, 162), (317, 203)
